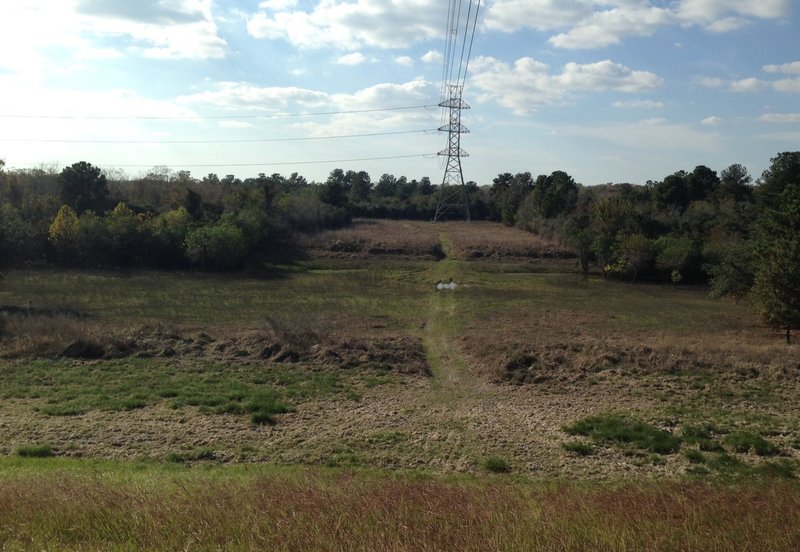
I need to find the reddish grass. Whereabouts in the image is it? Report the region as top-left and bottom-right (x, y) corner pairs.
(0, 473), (798, 551)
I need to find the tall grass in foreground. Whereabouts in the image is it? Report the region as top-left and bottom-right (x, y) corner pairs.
(0, 472), (798, 551)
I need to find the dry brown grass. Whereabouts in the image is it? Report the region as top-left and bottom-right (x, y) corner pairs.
(0, 472), (798, 551)
(300, 219), (443, 259)
(442, 221), (570, 261)
(301, 219), (573, 263)
(0, 311), (429, 374)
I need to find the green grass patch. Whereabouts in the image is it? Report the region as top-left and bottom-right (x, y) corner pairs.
(562, 441), (594, 457)
(481, 456), (510, 473)
(724, 432), (781, 456)
(1, 358), (351, 423)
(15, 444), (54, 458)
(564, 414), (681, 454)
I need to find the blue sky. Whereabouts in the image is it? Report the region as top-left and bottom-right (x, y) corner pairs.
(1, 0), (798, 186)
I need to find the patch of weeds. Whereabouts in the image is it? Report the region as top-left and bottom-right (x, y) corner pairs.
(564, 414), (680, 454)
(369, 431), (408, 445)
(39, 405), (87, 416)
(724, 432), (780, 456)
(482, 456), (511, 473)
(166, 448), (216, 463)
(562, 441), (594, 457)
(707, 452), (743, 473)
(684, 449), (706, 464)
(681, 424), (724, 452)
(16, 444), (54, 458)
(756, 459), (796, 479)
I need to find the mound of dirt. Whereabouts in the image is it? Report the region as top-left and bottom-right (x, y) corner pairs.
(93, 325), (430, 376)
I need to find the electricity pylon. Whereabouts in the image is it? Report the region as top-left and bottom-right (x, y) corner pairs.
(433, 83), (470, 222)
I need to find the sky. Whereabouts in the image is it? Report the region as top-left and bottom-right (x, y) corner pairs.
(1, 0), (798, 187)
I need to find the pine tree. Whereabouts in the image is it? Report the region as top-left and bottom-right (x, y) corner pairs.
(751, 152), (800, 343)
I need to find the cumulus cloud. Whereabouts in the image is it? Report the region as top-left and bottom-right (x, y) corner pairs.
(247, 0), (441, 50)
(729, 77), (767, 92)
(613, 100), (665, 109)
(259, 0), (298, 10)
(394, 56), (414, 67)
(469, 56), (662, 114)
(337, 52), (368, 65)
(177, 78), (436, 119)
(774, 78), (800, 92)
(178, 82), (331, 111)
(548, 6), (676, 49)
(483, 0), (790, 49)
(421, 50), (443, 64)
(699, 73), (799, 93)
(701, 116), (724, 126)
(76, 0), (228, 59)
(759, 113), (800, 123)
(763, 61), (800, 74)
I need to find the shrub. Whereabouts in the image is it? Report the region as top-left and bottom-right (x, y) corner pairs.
(562, 441), (594, 456)
(724, 432), (780, 456)
(684, 449), (706, 464)
(16, 444), (54, 458)
(564, 414), (681, 454)
(482, 456), (510, 473)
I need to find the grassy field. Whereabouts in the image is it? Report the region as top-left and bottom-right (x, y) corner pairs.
(1, 219), (800, 549)
(0, 459), (798, 551)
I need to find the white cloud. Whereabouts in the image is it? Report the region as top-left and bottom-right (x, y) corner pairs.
(613, 100), (665, 109)
(763, 61), (800, 74)
(337, 52), (367, 65)
(705, 16), (749, 32)
(759, 113), (800, 123)
(178, 82), (331, 111)
(677, 0), (790, 22)
(469, 57), (662, 114)
(395, 56), (414, 67)
(0, 0), (227, 73)
(730, 77), (766, 92)
(774, 78), (800, 92)
(483, 0), (791, 49)
(259, 0), (298, 10)
(484, 0), (591, 33)
(421, 50), (443, 64)
(247, 0), (441, 50)
(548, 7), (676, 50)
(701, 116), (724, 126)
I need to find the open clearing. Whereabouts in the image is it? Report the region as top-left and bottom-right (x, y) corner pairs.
(2, 219), (799, 480)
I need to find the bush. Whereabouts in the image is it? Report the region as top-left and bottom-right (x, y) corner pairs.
(16, 444), (54, 458)
(724, 432), (780, 456)
(564, 414), (681, 454)
(482, 456), (510, 473)
(562, 441), (594, 456)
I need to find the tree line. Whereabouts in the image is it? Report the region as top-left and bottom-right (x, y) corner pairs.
(1, 153), (798, 340)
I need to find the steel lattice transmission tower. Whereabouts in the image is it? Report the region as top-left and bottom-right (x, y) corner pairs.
(433, 84), (471, 222)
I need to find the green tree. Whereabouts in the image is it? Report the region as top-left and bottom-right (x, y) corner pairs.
(530, 170), (578, 219)
(616, 233), (654, 282)
(58, 161), (109, 214)
(185, 217), (248, 270)
(751, 152), (800, 343)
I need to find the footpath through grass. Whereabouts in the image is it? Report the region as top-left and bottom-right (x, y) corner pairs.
(0, 459), (799, 551)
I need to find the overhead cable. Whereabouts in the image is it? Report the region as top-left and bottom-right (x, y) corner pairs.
(0, 128), (438, 145)
(0, 104), (437, 121)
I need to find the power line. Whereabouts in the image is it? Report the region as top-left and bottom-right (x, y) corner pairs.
(0, 104), (438, 121)
(460, 0), (481, 89)
(0, 128), (438, 145)
(11, 153), (435, 170)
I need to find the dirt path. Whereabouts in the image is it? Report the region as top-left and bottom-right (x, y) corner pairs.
(422, 231), (479, 398)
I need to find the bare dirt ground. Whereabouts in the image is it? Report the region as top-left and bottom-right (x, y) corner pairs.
(2, 220), (799, 478)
